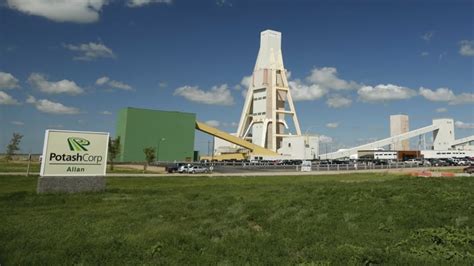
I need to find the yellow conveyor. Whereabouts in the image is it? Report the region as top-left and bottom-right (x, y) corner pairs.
(195, 121), (278, 156)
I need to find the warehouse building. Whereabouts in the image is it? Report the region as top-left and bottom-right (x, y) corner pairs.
(116, 107), (196, 162)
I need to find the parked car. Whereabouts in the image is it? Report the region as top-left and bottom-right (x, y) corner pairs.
(404, 159), (422, 166)
(463, 165), (474, 174)
(429, 159), (450, 167)
(187, 165), (210, 174)
(165, 163), (184, 173)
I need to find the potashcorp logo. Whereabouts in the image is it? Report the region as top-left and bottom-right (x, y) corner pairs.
(67, 137), (90, 152)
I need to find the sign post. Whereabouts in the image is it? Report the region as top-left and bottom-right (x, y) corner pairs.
(37, 130), (109, 193)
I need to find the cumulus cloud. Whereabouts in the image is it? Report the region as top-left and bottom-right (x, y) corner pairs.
(455, 121), (474, 129)
(419, 87), (474, 105)
(319, 135), (333, 143)
(96, 76), (133, 91)
(205, 120), (220, 127)
(26, 96), (79, 114)
(11, 121), (24, 126)
(127, 0), (171, 7)
(289, 79), (327, 101)
(6, 0), (108, 23)
(419, 87), (456, 102)
(421, 31), (435, 41)
(459, 40), (474, 56)
(28, 73), (83, 95)
(63, 42), (115, 61)
(306, 67), (359, 91)
(326, 122), (339, 128)
(421, 51), (429, 57)
(174, 84), (234, 106)
(0, 91), (20, 105)
(358, 84), (417, 102)
(0, 71), (20, 89)
(95, 76), (109, 85)
(326, 95), (352, 108)
(289, 67), (359, 101)
(100, 110), (112, 115)
(436, 107), (447, 113)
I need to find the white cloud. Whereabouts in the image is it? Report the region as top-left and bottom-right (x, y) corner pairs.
(326, 122), (339, 128)
(223, 121), (238, 128)
(419, 87), (455, 102)
(127, 0), (171, 7)
(289, 67), (359, 101)
(64, 42), (115, 61)
(95, 76), (133, 91)
(449, 93), (474, 105)
(319, 135), (333, 143)
(11, 121), (24, 126)
(358, 84), (416, 102)
(419, 87), (474, 105)
(459, 40), (474, 56)
(421, 31), (435, 41)
(28, 73), (83, 95)
(205, 120), (220, 127)
(95, 76), (110, 85)
(26, 96), (79, 114)
(436, 107), (447, 113)
(0, 71), (20, 89)
(26, 95), (36, 103)
(159, 81), (167, 88)
(216, 0), (232, 7)
(306, 67), (359, 91)
(326, 95), (352, 108)
(100, 110), (112, 115)
(289, 79), (327, 101)
(108, 80), (132, 90)
(0, 91), (20, 105)
(240, 75), (251, 88)
(421, 51), (429, 57)
(455, 121), (474, 129)
(174, 84), (234, 106)
(6, 0), (108, 23)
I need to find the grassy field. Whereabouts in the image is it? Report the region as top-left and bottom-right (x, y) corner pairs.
(0, 173), (473, 265)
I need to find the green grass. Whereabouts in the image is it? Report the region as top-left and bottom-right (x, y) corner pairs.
(0, 160), (41, 173)
(1, 173), (473, 265)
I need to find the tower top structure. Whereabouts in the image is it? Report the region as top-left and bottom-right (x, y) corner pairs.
(236, 30), (301, 152)
(255, 30), (284, 70)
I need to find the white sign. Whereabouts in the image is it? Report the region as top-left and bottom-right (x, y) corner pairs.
(40, 130), (109, 177)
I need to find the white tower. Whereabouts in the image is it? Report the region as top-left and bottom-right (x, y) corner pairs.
(236, 30), (301, 152)
(390, 114), (409, 150)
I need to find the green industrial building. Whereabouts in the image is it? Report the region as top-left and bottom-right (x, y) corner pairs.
(116, 107), (196, 162)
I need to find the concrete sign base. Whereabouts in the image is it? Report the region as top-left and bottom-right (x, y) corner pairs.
(37, 176), (106, 194)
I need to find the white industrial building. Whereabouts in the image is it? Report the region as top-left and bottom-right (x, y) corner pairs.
(390, 114), (409, 150)
(322, 118), (474, 160)
(209, 29), (473, 161)
(212, 29), (318, 160)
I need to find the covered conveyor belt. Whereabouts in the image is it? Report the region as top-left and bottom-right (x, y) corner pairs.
(452, 135), (474, 147)
(321, 124), (440, 159)
(195, 121), (278, 156)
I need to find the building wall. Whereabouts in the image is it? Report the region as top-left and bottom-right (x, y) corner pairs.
(390, 114), (409, 150)
(278, 136), (319, 160)
(116, 107), (195, 162)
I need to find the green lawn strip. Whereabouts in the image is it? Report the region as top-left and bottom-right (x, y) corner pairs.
(0, 161), (41, 173)
(1, 174), (473, 264)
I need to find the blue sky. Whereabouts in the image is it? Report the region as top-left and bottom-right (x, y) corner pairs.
(0, 0), (473, 154)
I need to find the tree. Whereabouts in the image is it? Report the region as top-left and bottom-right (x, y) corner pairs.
(108, 136), (121, 171)
(143, 147), (156, 172)
(5, 133), (23, 162)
